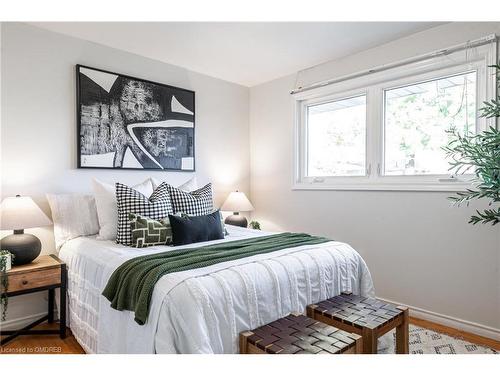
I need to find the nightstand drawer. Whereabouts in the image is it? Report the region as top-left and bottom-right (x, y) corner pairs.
(8, 267), (61, 293)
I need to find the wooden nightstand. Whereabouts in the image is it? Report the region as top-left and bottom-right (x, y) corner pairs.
(0, 255), (67, 346)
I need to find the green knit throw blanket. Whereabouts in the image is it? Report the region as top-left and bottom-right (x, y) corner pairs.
(102, 232), (330, 325)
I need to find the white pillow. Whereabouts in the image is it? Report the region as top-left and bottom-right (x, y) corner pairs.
(92, 178), (153, 240)
(151, 176), (198, 191)
(46, 193), (99, 250)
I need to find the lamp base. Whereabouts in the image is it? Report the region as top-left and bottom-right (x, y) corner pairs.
(224, 213), (248, 228)
(0, 231), (41, 265)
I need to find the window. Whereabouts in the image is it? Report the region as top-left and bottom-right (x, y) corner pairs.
(383, 71), (477, 176)
(307, 95), (366, 177)
(294, 40), (496, 191)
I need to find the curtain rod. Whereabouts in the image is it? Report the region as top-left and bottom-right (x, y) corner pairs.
(290, 34), (497, 95)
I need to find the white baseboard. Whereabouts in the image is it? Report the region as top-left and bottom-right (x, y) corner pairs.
(378, 296), (500, 341)
(0, 312), (49, 330)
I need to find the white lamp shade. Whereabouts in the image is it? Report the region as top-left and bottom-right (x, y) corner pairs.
(1, 195), (52, 230)
(221, 191), (254, 213)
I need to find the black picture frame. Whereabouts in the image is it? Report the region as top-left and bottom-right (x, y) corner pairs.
(76, 64), (195, 171)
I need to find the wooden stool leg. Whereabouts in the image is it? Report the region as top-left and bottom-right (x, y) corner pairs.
(362, 327), (377, 354)
(396, 307), (409, 354)
(239, 331), (252, 354)
(354, 334), (363, 354)
(306, 305), (317, 319)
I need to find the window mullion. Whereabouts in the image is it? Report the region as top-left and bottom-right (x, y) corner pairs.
(366, 86), (382, 182)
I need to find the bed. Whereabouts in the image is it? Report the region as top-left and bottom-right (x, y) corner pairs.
(58, 225), (375, 353)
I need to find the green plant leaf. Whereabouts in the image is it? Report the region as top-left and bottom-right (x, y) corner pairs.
(443, 64), (500, 226)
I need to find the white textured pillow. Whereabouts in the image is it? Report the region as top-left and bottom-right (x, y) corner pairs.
(92, 178), (153, 240)
(46, 193), (99, 250)
(151, 176), (198, 192)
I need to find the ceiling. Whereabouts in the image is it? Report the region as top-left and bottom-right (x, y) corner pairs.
(30, 22), (443, 87)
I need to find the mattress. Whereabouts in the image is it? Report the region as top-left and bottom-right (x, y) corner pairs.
(58, 225), (375, 353)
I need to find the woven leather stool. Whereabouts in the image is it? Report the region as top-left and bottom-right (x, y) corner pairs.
(239, 313), (362, 354)
(307, 292), (409, 354)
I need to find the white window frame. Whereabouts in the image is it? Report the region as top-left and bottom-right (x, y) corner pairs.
(293, 41), (497, 191)
(300, 90), (369, 180)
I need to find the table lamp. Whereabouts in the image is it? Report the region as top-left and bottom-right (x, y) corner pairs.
(221, 191), (254, 227)
(0, 195), (53, 265)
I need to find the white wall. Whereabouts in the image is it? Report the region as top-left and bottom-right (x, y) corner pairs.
(250, 22), (500, 332)
(0, 22), (250, 326)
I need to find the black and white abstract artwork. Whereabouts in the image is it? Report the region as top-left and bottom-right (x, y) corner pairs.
(77, 65), (195, 170)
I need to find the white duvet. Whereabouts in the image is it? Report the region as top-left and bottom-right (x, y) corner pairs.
(58, 226), (375, 354)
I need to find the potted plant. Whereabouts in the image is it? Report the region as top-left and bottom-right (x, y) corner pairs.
(249, 221), (261, 230)
(444, 64), (500, 225)
(1, 250), (12, 321)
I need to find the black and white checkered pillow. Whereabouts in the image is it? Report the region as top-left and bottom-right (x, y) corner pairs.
(116, 182), (173, 246)
(167, 183), (213, 216)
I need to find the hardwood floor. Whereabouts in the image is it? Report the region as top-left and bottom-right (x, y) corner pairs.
(409, 317), (500, 352)
(1, 318), (499, 354)
(1, 323), (84, 354)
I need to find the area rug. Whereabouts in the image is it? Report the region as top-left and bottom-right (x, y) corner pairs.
(379, 324), (497, 354)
